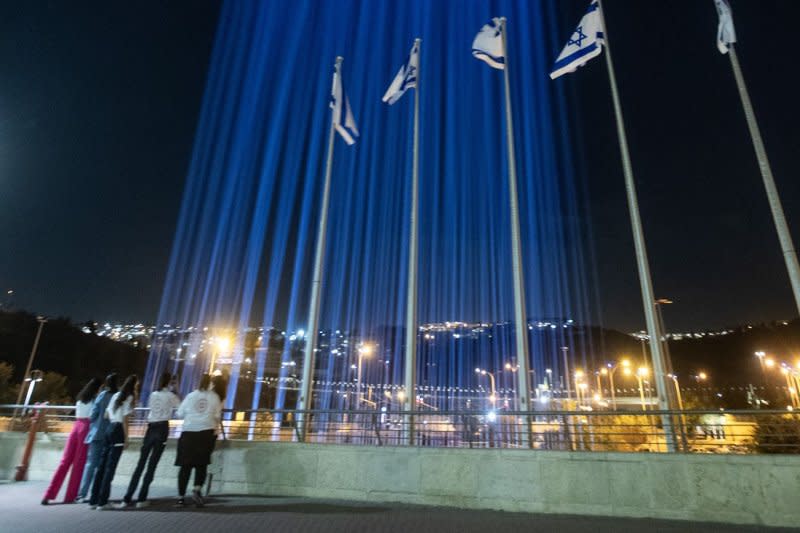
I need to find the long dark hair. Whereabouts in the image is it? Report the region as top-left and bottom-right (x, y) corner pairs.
(105, 373), (119, 395)
(211, 374), (228, 402)
(158, 372), (172, 390)
(198, 374), (211, 391)
(76, 378), (101, 404)
(113, 374), (138, 411)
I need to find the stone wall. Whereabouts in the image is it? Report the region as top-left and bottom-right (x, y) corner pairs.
(7, 433), (799, 528)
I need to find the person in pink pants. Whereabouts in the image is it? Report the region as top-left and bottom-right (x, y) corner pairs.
(42, 378), (101, 504)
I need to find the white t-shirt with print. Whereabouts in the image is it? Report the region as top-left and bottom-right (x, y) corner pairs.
(148, 389), (180, 422)
(177, 389), (222, 432)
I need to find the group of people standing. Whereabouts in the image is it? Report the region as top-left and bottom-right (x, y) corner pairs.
(41, 371), (224, 509)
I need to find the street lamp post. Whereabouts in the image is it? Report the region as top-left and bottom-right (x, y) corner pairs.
(601, 363), (620, 411)
(22, 370), (44, 415)
(475, 368), (497, 406)
(209, 336), (232, 375)
(668, 373), (689, 451)
(624, 365), (649, 411)
(561, 346), (571, 401)
(636, 367), (649, 411)
(14, 317), (47, 419)
(573, 370), (585, 408)
(357, 344), (374, 407)
(780, 366), (799, 408)
(594, 371), (603, 401)
(16, 317), (47, 406)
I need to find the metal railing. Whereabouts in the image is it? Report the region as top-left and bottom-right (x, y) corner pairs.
(2, 404), (799, 454)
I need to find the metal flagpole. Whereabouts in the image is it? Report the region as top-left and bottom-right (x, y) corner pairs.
(596, 2), (675, 451)
(499, 18), (532, 447)
(404, 39), (422, 445)
(297, 56), (342, 441)
(727, 45), (800, 317)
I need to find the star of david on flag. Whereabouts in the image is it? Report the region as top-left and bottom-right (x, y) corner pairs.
(550, 0), (605, 79)
(383, 40), (420, 105)
(715, 0), (736, 54)
(472, 18), (505, 70)
(331, 61), (359, 145)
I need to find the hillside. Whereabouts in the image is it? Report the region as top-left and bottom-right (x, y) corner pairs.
(0, 311), (148, 399)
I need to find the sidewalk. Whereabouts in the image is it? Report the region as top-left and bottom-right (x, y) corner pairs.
(3, 481), (794, 533)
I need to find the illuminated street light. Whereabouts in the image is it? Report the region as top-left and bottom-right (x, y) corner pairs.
(622, 366), (648, 411)
(765, 358), (776, 369)
(209, 335), (233, 374)
(356, 343), (375, 407)
(755, 351), (767, 379)
(475, 368), (497, 406)
(600, 363), (619, 411)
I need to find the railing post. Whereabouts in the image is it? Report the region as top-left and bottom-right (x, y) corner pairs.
(15, 407), (44, 481)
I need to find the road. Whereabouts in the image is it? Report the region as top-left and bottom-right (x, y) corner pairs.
(3, 481), (795, 532)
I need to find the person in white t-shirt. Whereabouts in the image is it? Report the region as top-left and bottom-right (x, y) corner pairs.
(174, 374), (222, 507)
(89, 374), (137, 510)
(41, 378), (102, 505)
(120, 372), (180, 508)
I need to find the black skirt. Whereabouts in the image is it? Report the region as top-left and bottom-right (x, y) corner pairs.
(175, 429), (216, 467)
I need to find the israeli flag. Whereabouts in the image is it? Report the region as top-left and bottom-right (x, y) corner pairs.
(383, 40), (420, 105)
(715, 0), (736, 54)
(550, 0), (605, 80)
(330, 61), (359, 145)
(472, 18), (505, 70)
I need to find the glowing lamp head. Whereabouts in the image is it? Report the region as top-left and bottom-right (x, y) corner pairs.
(765, 358), (775, 368)
(621, 359), (631, 368)
(637, 367), (649, 377)
(697, 371), (708, 381)
(396, 391), (406, 401)
(216, 337), (231, 352)
(600, 368), (608, 375)
(623, 367), (632, 376)
(358, 343), (375, 356)
(486, 410), (497, 423)
(574, 370), (584, 378)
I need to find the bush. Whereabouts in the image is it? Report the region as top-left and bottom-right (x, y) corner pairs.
(753, 414), (800, 454)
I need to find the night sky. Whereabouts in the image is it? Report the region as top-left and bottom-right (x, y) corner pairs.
(1, 1), (799, 332)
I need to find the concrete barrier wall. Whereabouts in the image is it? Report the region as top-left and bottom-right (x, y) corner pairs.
(5, 433), (799, 528)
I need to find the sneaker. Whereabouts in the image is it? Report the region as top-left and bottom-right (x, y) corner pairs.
(88, 504), (97, 510)
(135, 501), (150, 508)
(191, 490), (204, 508)
(174, 498), (185, 507)
(41, 499), (49, 506)
(97, 504), (112, 511)
(115, 501), (131, 509)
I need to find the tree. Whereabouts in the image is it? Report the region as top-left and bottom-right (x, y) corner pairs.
(0, 361), (19, 403)
(752, 414), (800, 454)
(29, 371), (72, 405)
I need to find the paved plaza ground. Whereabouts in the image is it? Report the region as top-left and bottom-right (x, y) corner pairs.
(3, 481), (796, 532)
